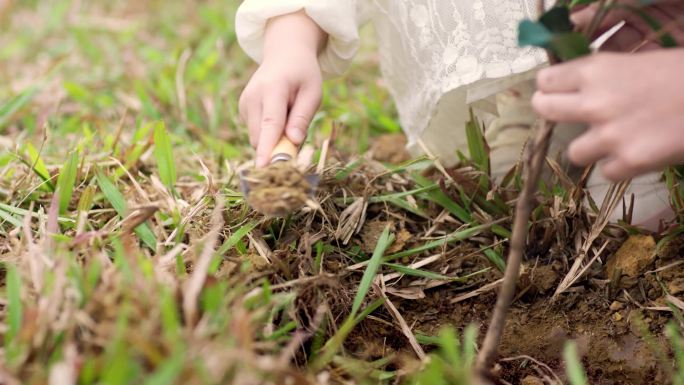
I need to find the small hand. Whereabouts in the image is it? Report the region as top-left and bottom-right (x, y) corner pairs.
(532, 49), (684, 181)
(238, 11), (325, 167)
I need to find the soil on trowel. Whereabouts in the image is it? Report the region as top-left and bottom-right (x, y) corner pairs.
(244, 162), (313, 217)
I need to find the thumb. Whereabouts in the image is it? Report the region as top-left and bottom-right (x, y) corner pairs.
(285, 85), (322, 145)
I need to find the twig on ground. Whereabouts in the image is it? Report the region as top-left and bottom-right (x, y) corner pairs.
(374, 283), (426, 360)
(500, 355), (563, 385)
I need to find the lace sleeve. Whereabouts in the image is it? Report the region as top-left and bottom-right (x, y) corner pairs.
(235, 0), (370, 77)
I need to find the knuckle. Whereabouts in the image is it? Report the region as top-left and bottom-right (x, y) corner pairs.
(567, 142), (582, 164)
(576, 99), (602, 121)
(537, 69), (555, 89)
(600, 163), (622, 182)
(261, 116), (279, 126)
(595, 125), (618, 145)
(531, 91), (544, 111)
(620, 147), (647, 170)
(289, 113), (311, 128)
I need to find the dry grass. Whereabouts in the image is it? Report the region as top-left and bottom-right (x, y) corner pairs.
(2, 1), (684, 385)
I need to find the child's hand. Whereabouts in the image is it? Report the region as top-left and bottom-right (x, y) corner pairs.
(239, 11), (326, 167)
(532, 49), (684, 181)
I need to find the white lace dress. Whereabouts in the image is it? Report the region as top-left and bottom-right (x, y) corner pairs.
(236, 0), (548, 168)
(236, 0), (675, 229)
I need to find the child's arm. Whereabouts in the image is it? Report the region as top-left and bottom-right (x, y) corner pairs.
(236, 1), (365, 167)
(239, 11), (326, 167)
(532, 48), (684, 181)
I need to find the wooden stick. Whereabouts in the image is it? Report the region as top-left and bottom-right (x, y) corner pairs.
(474, 120), (556, 376)
(474, 0), (573, 377)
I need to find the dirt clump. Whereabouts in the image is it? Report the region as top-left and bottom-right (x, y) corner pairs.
(606, 235), (656, 279)
(370, 133), (410, 164)
(244, 162), (314, 217)
(521, 376), (544, 385)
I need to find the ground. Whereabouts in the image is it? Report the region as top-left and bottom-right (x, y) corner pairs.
(2, 1), (684, 385)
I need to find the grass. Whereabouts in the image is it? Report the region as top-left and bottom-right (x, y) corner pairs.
(2, 1), (684, 384)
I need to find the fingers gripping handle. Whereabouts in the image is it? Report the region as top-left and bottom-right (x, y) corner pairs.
(270, 136), (299, 163)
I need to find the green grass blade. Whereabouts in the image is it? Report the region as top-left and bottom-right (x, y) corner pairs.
(96, 171), (156, 249)
(0, 85), (40, 130)
(413, 174), (472, 223)
(439, 327), (462, 368)
(484, 248), (506, 272)
(216, 220), (258, 256)
(352, 225), (394, 317)
(56, 150), (79, 214)
(143, 351), (185, 385)
(564, 341), (588, 385)
(0, 202), (75, 225)
(0, 206), (23, 228)
(24, 142), (55, 191)
(465, 110), (489, 174)
(385, 222), (494, 262)
(384, 263), (452, 281)
(462, 324), (478, 366)
(135, 225), (157, 250)
(5, 265), (22, 343)
(152, 121), (177, 193)
(383, 196), (429, 218)
(369, 184), (440, 203)
(314, 298), (385, 371)
(96, 171), (127, 215)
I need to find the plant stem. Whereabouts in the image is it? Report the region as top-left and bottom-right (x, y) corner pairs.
(474, 120), (556, 377)
(474, 1), (558, 377)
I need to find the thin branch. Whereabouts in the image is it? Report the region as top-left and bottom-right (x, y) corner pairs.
(475, 0), (560, 376)
(474, 120), (556, 376)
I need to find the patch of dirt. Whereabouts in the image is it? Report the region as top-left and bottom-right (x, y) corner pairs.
(369, 133), (410, 164)
(344, 243), (684, 385)
(359, 220), (411, 254)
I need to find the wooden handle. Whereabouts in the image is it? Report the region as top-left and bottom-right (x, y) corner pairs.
(270, 136), (299, 163)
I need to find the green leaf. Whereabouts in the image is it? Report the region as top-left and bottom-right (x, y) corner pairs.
(77, 185), (96, 213)
(540, 7), (574, 33)
(413, 174), (472, 223)
(385, 221), (493, 262)
(384, 263), (453, 281)
(144, 351), (185, 385)
(216, 220), (259, 256)
(152, 121), (177, 193)
(484, 248), (506, 272)
(351, 225), (393, 317)
(96, 171), (157, 250)
(0, 85), (40, 131)
(518, 20), (553, 48)
(564, 342), (589, 385)
(25, 142), (54, 191)
(5, 265), (22, 343)
(465, 111), (489, 174)
(96, 171), (127, 215)
(550, 32), (591, 61)
(56, 150), (79, 214)
(0, 206), (23, 228)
